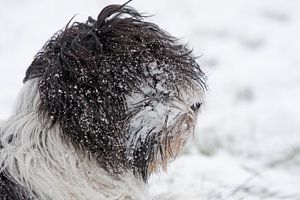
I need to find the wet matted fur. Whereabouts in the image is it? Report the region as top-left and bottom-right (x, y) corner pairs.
(0, 2), (206, 200)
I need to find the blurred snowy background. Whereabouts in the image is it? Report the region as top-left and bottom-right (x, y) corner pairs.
(0, 0), (299, 199)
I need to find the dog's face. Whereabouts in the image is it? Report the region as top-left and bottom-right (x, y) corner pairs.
(24, 4), (206, 181)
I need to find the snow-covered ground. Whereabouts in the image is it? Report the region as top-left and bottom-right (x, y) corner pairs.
(0, 0), (299, 199)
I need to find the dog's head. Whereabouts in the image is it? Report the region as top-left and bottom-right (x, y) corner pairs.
(24, 4), (206, 181)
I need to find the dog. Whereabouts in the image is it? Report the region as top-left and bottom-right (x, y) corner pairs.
(0, 2), (206, 200)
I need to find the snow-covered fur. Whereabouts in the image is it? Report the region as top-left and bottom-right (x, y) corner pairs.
(0, 2), (206, 200)
(0, 79), (150, 200)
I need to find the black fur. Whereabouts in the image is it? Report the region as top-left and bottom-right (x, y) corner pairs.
(22, 3), (206, 183)
(0, 172), (33, 200)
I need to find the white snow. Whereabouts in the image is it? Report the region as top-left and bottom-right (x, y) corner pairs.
(1, 0), (300, 199)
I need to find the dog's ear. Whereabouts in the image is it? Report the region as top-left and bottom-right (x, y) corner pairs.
(23, 55), (48, 83)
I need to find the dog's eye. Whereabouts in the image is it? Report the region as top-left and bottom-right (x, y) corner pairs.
(190, 102), (202, 111)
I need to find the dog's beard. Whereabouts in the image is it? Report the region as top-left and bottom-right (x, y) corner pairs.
(126, 79), (202, 180)
(127, 104), (195, 173)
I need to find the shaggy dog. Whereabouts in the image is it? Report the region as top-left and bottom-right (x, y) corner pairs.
(0, 2), (206, 200)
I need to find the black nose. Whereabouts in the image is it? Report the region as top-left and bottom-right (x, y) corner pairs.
(190, 102), (202, 111)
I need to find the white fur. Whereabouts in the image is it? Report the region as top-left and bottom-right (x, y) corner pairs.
(0, 79), (150, 200)
(0, 79), (196, 200)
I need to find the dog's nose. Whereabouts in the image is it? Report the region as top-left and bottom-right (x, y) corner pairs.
(190, 102), (202, 112)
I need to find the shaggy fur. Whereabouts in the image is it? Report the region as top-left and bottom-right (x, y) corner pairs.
(0, 2), (206, 200)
